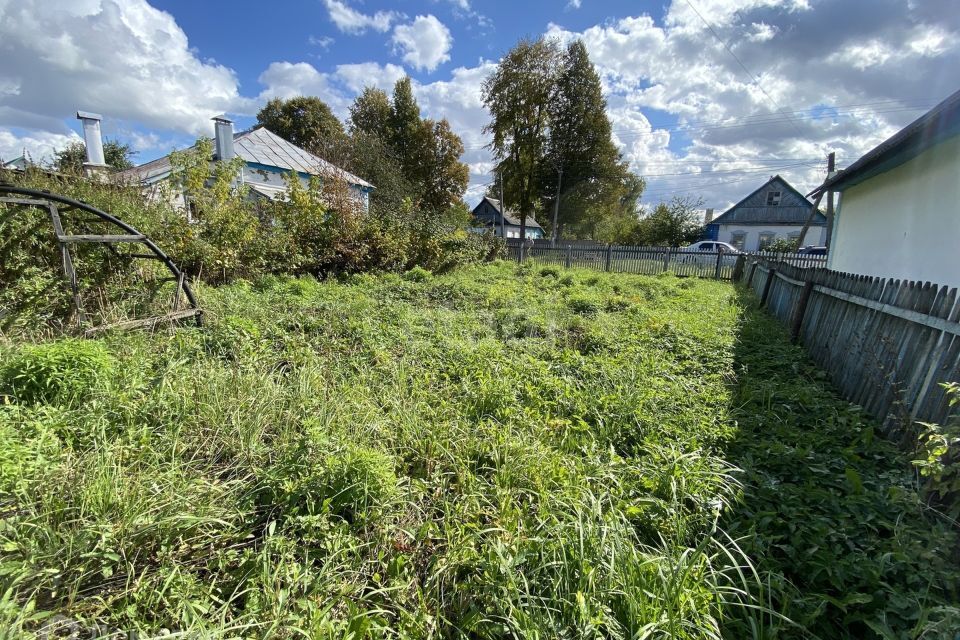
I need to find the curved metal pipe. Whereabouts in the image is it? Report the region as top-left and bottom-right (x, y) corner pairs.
(0, 183), (202, 321)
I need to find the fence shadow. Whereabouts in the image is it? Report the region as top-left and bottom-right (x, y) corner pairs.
(716, 283), (960, 638)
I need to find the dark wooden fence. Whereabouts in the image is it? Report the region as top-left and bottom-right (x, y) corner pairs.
(505, 243), (827, 280)
(742, 256), (960, 429)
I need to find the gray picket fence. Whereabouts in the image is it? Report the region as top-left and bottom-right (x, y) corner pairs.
(505, 244), (827, 280)
(742, 256), (960, 430)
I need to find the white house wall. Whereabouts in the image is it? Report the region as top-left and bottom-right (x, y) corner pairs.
(828, 135), (960, 288)
(716, 224), (826, 251)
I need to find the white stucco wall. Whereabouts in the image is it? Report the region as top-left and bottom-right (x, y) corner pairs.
(828, 135), (960, 288)
(716, 224), (826, 251)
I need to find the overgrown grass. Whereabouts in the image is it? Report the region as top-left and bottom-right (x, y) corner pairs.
(0, 262), (956, 638)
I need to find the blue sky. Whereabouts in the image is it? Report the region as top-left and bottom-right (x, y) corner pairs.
(1, 0), (958, 209)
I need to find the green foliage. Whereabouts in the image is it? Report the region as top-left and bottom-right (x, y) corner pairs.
(765, 237), (800, 253)
(52, 139), (136, 174)
(0, 339), (113, 405)
(256, 95), (348, 161)
(0, 265), (956, 637)
(483, 38), (645, 241)
(914, 383), (960, 517)
(483, 37), (560, 234)
(627, 196), (706, 246)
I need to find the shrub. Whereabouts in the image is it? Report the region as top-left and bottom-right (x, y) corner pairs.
(402, 266), (433, 283)
(566, 292), (601, 316)
(0, 339), (113, 405)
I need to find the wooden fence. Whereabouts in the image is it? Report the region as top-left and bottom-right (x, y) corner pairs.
(505, 244), (827, 280)
(742, 257), (960, 429)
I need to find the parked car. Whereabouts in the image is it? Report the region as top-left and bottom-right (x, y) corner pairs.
(685, 241), (740, 254)
(798, 245), (827, 256)
(679, 240), (741, 267)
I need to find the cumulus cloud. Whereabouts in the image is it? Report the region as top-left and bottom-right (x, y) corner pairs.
(392, 15), (453, 72)
(0, 0), (250, 138)
(335, 62), (407, 93)
(0, 128), (80, 165)
(322, 0), (399, 34)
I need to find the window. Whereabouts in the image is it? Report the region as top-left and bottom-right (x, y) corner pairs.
(698, 242), (714, 251)
(730, 232), (746, 251)
(766, 190), (782, 206)
(758, 232), (777, 250)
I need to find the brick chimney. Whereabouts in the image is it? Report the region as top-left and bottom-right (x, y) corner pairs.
(212, 115), (235, 161)
(76, 111), (107, 176)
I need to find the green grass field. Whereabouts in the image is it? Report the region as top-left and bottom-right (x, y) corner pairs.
(1, 262), (957, 638)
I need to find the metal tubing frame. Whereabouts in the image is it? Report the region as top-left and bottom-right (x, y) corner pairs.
(0, 183), (202, 326)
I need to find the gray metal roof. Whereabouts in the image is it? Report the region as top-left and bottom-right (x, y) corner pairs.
(118, 126), (373, 189)
(710, 175), (824, 226)
(475, 197), (544, 229)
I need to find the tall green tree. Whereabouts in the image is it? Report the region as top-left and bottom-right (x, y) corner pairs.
(349, 87), (393, 141)
(411, 118), (470, 213)
(389, 77), (423, 180)
(482, 38), (561, 240)
(545, 40), (637, 239)
(350, 79), (469, 214)
(53, 140), (135, 174)
(256, 96), (347, 161)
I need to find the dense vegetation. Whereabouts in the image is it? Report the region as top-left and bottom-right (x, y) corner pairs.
(1, 263), (956, 638)
(0, 167), (499, 333)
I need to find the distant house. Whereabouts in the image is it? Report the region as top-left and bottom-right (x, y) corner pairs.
(118, 115), (374, 213)
(814, 88), (960, 288)
(470, 197), (544, 239)
(1, 156), (27, 171)
(705, 175), (825, 251)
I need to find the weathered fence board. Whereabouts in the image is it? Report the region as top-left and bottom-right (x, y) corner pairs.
(742, 257), (960, 429)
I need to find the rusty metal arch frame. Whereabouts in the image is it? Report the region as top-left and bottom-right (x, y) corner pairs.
(0, 183), (203, 333)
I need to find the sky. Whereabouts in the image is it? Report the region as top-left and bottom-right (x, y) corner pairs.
(0, 0), (958, 211)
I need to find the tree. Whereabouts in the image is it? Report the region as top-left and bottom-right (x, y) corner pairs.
(53, 140), (135, 174)
(256, 96), (347, 161)
(632, 196), (705, 246)
(482, 38), (561, 240)
(409, 118), (470, 213)
(343, 130), (413, 216)
(389, 77), (423, 182)
(545, 40), (629, 238)
(349, 87), (393, 141)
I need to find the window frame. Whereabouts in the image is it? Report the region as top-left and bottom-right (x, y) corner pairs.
(766, 190), (782, 206)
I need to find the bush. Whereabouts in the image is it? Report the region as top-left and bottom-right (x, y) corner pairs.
(402, 266), (432, 283)
(0, 339), (113, 405)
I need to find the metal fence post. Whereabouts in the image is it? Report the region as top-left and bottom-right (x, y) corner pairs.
(565, 245), (572, 269)
(605, 244), (612, 272)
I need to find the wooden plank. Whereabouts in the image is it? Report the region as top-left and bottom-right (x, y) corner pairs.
(83, 309), (203, 335)
(57, 233), (147, 244)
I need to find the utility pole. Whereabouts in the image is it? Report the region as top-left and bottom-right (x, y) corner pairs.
(499, 170), (505, 240)
(825, 151), (836, 250)
(551, 167), (563, 247)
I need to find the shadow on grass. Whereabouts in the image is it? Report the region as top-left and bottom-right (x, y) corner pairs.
(718, 284), (960, 638)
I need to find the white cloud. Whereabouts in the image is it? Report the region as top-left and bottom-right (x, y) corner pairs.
(322, 0), (399, 34)
(567, 0), (582, 9)
(392, 15), (453, 72)
(0, 0), (250, 138)
(0, 129), (81, 165)
(746, 22), (778, 42)
(308, 35), (335, 50)
(335, 62), (407, 93)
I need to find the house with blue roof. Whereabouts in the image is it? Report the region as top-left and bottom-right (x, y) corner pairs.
(704, 175), (825, 251)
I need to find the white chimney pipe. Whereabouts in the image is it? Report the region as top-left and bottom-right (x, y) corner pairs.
(76, 111), (106, 168)
(212, 115), (235, 161)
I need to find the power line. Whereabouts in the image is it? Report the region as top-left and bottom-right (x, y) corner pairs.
(683, 0), (807, 137)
